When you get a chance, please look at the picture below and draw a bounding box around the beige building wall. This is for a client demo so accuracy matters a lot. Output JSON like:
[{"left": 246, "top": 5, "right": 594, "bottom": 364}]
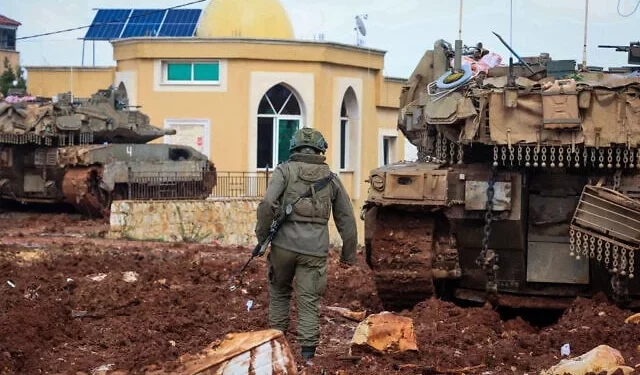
[
  {"left": 25, "top": 66, "right": 115, "bottom": 98},
  {"left": 0, "top": 50, "right": 19, "bottom": 74},
  {"left": 23, "top": 38, "right": 405, "bottom": 244}
]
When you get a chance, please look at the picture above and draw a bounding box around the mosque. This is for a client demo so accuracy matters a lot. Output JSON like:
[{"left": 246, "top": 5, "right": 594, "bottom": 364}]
[{"left": 25, "top": 0, "right": 407, "bottom": 240}]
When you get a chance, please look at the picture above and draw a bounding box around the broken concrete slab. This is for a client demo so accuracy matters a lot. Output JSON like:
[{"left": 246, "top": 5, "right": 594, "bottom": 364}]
[
  {"left": 326, "top": 306, "right": 367, "bottom": 322},
  {"left": 541, "top": 344, "right": 634, "bottom": 375},
  {"left": 624, "top": 312, "right": 640, "bottom": 324},
  {"left": 350, "top": 311, "right": 418, "bottom": 354},
  {"left": 148, "top": 329, "right": 298, "bottom": 375}
]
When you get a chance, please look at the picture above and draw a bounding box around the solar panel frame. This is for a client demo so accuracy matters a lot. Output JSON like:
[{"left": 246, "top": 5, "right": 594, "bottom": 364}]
[
  {"left": 121, "top": 9, "right": 167, "bottom": 38},
  {"left": 158, "top": 9, "right": 201, "bottom": 37},
  {"left": 84, "top": 9, "right": 131, "bottom": 40},
  {"left": 85, "top": 8, "right": 202, "bottom": 40}
]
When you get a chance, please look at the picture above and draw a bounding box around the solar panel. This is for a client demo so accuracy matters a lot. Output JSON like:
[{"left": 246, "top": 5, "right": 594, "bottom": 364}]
[
  {"left": 84, "top": 9, "right": 131, "bottom": 40},
  {"left": 158, "top": 9, "right": 202, "bottom": 37},
  {"left": 84, "top": 8, "right": 202, "bottom": 40},
  {"left": 121, "top": 9, "right": 167, "bottom": 38}
]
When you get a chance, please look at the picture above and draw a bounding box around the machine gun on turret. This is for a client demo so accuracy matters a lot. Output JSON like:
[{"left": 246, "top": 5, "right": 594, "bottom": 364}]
[{"left": 598, "top": 41, "right": 640, "bottom": 65}]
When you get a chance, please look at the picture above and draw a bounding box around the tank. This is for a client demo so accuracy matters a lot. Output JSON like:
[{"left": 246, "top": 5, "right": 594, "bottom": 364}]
[
  {"left": 362, "top": 39, "right": 640, "bottom": 311},
  {"left": 0, "top": 83, "right": 216, "bottom": 217}
]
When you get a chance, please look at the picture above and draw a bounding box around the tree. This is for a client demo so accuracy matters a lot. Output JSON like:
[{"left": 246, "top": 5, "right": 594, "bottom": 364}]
[{"left": 0, "top": 57, "right": 27, "bottom": 97}]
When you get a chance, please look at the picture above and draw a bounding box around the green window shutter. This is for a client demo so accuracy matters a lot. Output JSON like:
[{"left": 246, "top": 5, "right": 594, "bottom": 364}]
[
  {"left": 167, "top": 63, "right": 192, "bottom": 81},
  {"left": 194, "top": 62, "right": 219, "bottom": 81}
]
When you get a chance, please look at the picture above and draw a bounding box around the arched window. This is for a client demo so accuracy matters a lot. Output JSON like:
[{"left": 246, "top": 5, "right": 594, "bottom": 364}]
[
  {"left": 256, "top": 84, "right": 302, "bottom": 168},
  {"left": 340, "top": 87, "right": 358, "bottom": 170},
  {"left": 339, "top": 99, "right": 348, "bottom": 170}
]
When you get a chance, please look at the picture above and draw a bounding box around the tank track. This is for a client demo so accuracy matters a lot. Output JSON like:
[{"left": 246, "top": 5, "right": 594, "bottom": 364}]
[{"left": 370, "top": 208, "right": 435, "bottom": 311}]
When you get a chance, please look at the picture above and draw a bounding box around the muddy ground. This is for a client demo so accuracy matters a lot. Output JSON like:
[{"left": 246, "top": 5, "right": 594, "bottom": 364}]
[{"left": 1, "top": 210, "right": 640, "bottom": 375}]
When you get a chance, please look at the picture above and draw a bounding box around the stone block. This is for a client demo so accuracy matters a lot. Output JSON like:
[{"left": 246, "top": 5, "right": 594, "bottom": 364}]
[
  {"left": 107, "top": 198, "right": 351, "bottom": 247},
  {"left": 351, "top": 311, "right": 418, "bottom": 354},
  {"left": 541, "top": 345, "right": 634, "bottom": 375}
]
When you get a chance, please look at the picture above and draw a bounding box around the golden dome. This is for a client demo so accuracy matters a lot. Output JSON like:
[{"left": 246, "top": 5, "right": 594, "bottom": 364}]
[{"left": 196, "top": 0, "right": 294, "bottom": 39}]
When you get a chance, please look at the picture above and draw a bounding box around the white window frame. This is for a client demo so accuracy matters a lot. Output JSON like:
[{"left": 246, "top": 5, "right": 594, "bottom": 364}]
[
  {"left": 256, "top": 87, "right": 303, "bottom": 169},
  {"left": 378, "top": 129, "right": 398, "bottom": 167},
  {"left": 163, "top": 118, "right": 211, "bottom": 159},
  {"left": 161, "top": 60, "right": 221, "bottom": 85},
  {"left": 257, "top": 114, "right": 303, "bottom": 169}
]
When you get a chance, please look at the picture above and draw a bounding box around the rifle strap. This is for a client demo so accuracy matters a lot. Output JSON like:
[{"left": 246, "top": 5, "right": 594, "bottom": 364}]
[{"left": 300, "top": 172, "right": 336, "bottom": 199}]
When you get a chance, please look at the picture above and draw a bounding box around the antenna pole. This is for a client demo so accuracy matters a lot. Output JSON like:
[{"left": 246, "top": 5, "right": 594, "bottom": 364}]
[
  {"left": 70, "top": 66, "right": 74, "bottom": 103},
  {"left": 458, "top": 0, "right": 463, "bottom": 40},
  {"left": 454, "top": 0, "right": 463, "bottom": 70},
  {"left": 509, "top": 0, "right": 513, "bottom": 55},
  {"left": 582, "top": 0, "right": 589, "bottom": 69}
]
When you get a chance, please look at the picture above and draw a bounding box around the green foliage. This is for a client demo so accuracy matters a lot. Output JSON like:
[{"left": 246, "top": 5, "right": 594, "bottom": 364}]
[{"left": 1, "top": 57, "right": 27, "bottom": 96}]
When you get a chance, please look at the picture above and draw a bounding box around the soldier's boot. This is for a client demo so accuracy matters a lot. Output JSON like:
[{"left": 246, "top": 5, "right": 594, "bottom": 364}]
[{"left": 301, "top": 346, "right": 316, "bottom": 366}]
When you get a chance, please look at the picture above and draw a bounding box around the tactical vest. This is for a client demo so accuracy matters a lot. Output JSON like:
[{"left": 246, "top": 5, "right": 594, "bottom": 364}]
[{"left": 282, "top": 160, "right": 333, "bottom": 225}]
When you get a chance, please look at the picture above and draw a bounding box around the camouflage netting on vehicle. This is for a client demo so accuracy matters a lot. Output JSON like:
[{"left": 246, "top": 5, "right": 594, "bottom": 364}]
[
  {"left": 400, "top": 71, "right": 640, "bottom": 153},
  {"left": 0, "top": 101, "right": 56, "bottom": 135}
]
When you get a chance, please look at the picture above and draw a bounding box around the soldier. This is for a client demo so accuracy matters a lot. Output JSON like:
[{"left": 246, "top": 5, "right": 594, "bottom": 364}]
[{"left": 255, "top": 127, "right": 357, "bottom": 366}]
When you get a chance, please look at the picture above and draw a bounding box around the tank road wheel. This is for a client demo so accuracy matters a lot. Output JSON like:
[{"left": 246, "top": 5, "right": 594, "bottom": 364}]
[
  {"left": 370, "top": 208, "right": 435, "bottom": 311},
  {"left": 62, "top": 167, "right": 112, "bottom": 218}
]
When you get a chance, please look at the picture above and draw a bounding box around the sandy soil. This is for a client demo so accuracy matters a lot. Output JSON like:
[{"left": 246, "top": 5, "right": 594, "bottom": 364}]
[{"left": 1, "top": 211, "right": 639, "bottom": 375}]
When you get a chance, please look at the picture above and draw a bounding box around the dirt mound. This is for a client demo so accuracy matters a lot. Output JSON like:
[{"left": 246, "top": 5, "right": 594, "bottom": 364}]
[{"left": 1, "top": 212, "right": 640, "bottom": 375}]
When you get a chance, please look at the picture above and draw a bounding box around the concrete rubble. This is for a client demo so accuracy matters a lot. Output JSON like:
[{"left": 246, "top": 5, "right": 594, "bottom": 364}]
[
  {"left": 540, "top": 344, "right": 634, "bottom": 375},
  {"left": 326, "top": 306, "right": 367, "bottom": 322},
  {"left": 624, "top": 312, "right": 640, "bottom": 324},
  {"left": 350, "top": 311, "right": 418, "bottom": 354},
  {"left": 147, "top": 329, "right": 298, "bottom": 375}
]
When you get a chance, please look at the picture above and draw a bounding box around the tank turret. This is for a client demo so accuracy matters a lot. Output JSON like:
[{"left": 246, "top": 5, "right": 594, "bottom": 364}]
[{"left": 0, "top": 82, "right": 177, "bottom": 145}]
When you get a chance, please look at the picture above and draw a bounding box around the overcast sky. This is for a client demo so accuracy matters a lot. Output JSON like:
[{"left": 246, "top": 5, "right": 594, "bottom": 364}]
[{"left": 4, "top": 0, "right": 639, "bottom": 78}]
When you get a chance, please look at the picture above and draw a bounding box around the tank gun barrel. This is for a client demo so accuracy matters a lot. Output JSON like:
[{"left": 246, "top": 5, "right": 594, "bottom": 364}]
[{"left": 163, "top": 128, "right": 177, "bottom": 135}]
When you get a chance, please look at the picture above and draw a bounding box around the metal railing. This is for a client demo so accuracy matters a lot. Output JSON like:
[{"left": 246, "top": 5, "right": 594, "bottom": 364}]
[
  {"left": 211, "top": 170, "right": 271, "bottom": 198},
  {"left": 125, "top": 169, "right": 216, "bottom": 200}
]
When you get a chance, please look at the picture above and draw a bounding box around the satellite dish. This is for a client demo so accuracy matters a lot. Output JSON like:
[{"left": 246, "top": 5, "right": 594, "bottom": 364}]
[{"left": 355, "top": 15, "right": 367, "bottom": 37}]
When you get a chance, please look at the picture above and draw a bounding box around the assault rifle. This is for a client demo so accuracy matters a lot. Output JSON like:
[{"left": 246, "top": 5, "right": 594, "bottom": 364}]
[{"left": 229, "top": 173, "right": 336, "bottom": 291}]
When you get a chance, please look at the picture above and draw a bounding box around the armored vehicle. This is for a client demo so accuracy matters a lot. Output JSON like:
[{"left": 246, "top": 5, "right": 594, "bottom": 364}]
[
  {"left": 362, "top": 39, "right": 640, "bottom": 311},
  {"left": 0, "top": 83, "right": 216, "bottom": 217}
]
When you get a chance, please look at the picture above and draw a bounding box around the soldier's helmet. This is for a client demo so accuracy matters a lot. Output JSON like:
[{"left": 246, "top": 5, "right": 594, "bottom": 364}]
[{"left": 289, "top": 127, "right": 328, "bottom": 153}]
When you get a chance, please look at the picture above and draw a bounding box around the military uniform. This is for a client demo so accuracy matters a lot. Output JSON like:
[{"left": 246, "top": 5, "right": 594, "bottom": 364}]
[{"left": 255, "top": 128, "right": 357, "bottom": 362}]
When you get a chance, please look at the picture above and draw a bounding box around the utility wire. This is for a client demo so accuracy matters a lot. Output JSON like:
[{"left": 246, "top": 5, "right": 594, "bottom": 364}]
[
  {"left": 617, "top": 0, "right": 640, "bottom": 17},
  {"left": 16, "top": 0, "right": 207, "bottom": 41}
]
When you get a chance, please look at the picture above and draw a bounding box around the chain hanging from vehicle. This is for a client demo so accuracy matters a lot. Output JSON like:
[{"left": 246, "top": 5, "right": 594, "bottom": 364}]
[
  {"left": 475, "top": 166, "right": 499, "bottom": 299},
  {"left": 435, "top": 131, "right": 443, "bottom": 161},
  {"left": 569, "top": 169, "right": 636, "bottom": 280},
  {"left": 456, "top": 142, "right": 464, "bottom": 164},
  {"left": 490, "top": 144, "right": 640, "bottom": 170}
]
